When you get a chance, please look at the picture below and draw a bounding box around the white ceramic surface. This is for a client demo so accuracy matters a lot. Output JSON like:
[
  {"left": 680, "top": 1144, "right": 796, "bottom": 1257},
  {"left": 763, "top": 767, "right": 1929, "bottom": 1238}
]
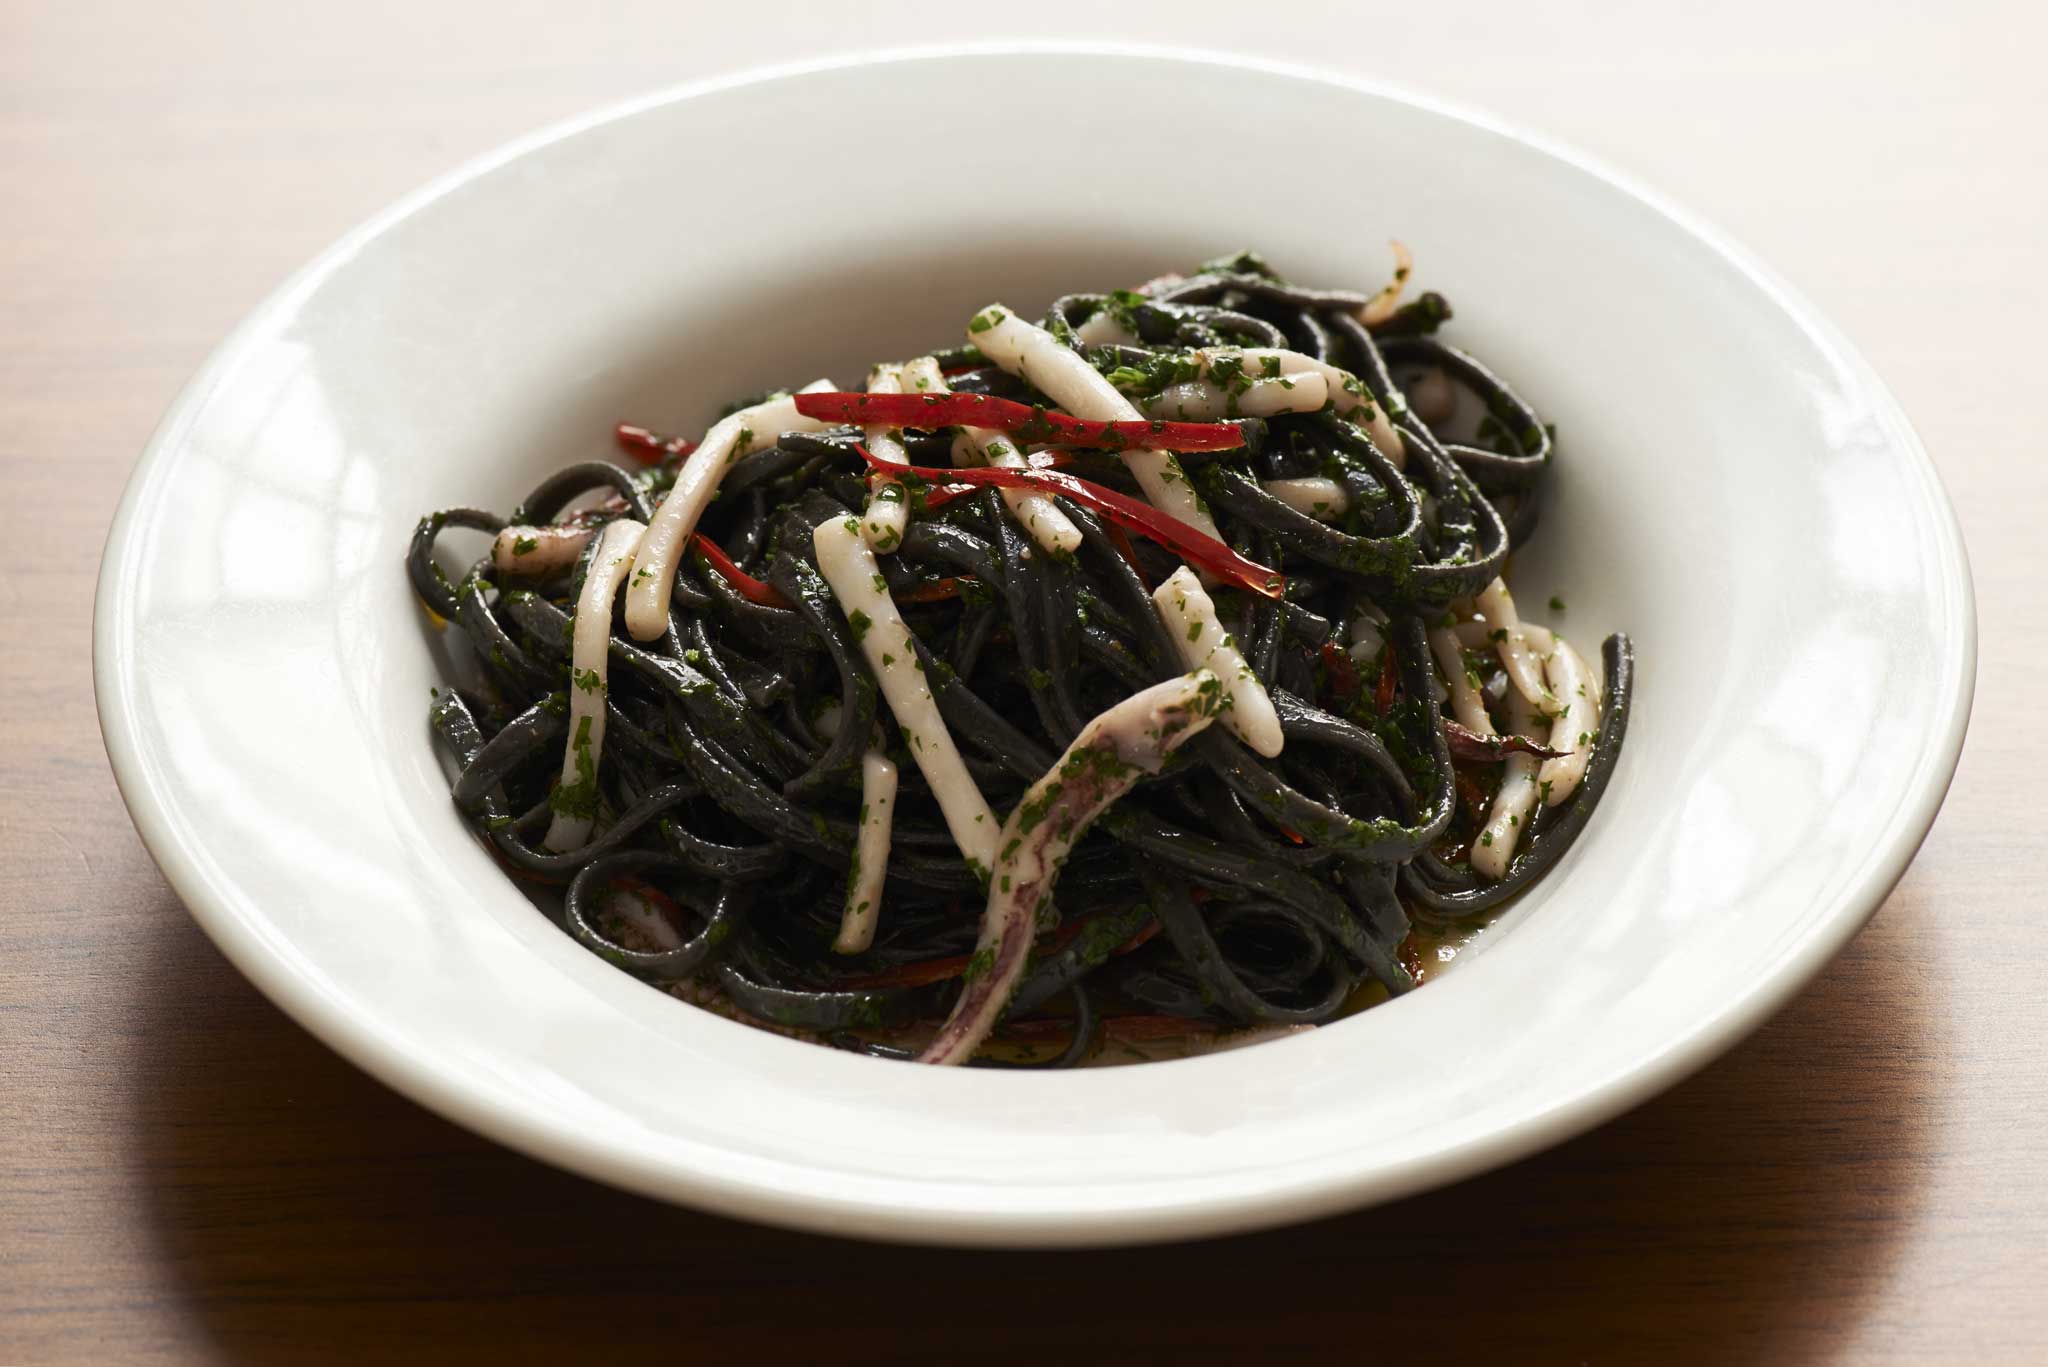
[{"left": 94, "top": 46, "right": 1973, "bottom": 1246}]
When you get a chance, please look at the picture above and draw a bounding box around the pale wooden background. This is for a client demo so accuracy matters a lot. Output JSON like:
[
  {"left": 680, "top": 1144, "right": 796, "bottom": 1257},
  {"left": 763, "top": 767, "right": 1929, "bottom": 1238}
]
[{"left": 4, "top": 2, "right": 2042, "bottom": 1362}]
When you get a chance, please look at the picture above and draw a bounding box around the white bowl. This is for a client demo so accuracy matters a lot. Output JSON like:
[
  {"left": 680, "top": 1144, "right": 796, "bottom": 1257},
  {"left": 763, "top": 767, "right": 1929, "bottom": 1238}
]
[{"left": 94, "top": 46, "right": 1974, "bottom": 1246}]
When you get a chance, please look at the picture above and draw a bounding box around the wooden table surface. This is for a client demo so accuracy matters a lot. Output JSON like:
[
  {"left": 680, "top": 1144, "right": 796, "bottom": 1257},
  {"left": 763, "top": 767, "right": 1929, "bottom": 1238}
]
[{"left": 5, "top": 3, "right": 2042, "bottom": 1362}]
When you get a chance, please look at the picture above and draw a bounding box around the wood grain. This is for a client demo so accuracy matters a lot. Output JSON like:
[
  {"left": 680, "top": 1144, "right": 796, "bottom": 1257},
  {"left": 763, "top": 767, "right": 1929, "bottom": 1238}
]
[{"left": 4, "top": 2, "right": 2042, "bottom": 1362}]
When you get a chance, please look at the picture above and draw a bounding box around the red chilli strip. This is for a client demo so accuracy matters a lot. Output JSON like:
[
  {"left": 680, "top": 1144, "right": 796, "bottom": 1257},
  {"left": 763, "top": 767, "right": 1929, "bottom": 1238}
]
[
  {"left": 881, "top": 907, "right": 1151, "bottom": 996},
  {"left": 690, "top": 534, "right": 791, "bottom": 609},
  {"left": 1442, "top": 720, "right": 1566, "bottom": 763},
  {"left": 1039, "top": 903, "right": 1138, "bottom": 957},
  {"left": 1319, "top": 641, "right": 1361, "bottom": 706},
  {"left": 842, "top": 954, "right": 974, "bottom": 991},
  {"left": 870, "top": 906, "right": 1130, "bottom": 995},
  {"left": 1104, "top": 522, "right": 1149, "bottom": 589},
  {"left": 897, "top": 576, "right": 970, "bottom": 604},
  {"left": 1374, "top": 646, "right": 1399, "bottom": 715},
  {"left": 615, "top": 423, "right": 696, "bottom": 465},
  {"left": 794, "top": 391, "right": 1247, "bottom": 453},
  {"left": 920, "top": 483, "right": 982, "bottom": 510},
  {"left": 1054, "top": 905, "right": 1162, "bottom": 959},
  {"left": 1114, "top": 917, "right": 1163, "bottom": 956},
  {"left": 853, "top": 447, "right": 1285, "bottom": 599}
]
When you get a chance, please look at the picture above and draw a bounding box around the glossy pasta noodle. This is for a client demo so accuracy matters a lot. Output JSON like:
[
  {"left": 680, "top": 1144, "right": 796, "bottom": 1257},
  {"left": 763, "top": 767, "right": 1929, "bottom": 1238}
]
[{"left": 406, "top": 250, "right": 1634, "bottom": 1067}]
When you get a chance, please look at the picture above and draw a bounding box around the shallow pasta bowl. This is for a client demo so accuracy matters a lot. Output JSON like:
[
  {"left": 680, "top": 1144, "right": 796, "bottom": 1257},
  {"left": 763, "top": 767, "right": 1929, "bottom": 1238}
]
[{"left": 93, "top": 46, "right": 1974, "bottom": 1246}]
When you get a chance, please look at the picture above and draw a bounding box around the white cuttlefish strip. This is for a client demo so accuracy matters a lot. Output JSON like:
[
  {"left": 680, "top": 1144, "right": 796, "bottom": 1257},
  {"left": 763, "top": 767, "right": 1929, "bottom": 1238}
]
[
  {"left": 1072, "top": 310, "right": 1139, "bottom": 346},
  {"left": 1428, "top": 624, "right": 1494, "bottom": 736},
  {"left": 624, "top": 379, "right": 837, "bottom": 640},
  {"left": 860, "top": 364, "right": 911, "bottom": 553},
  {"left": 1450, "top": 620, "right": 1494, "bottom": 649},
  {"left": 1259, "top": 477, "right": 1349, "bottom": 521},
  {"left": 1347, "top": 608, "right": 1388, "bottom": 668},
  {"left": 1475, "top": 577, "right": 1555, "bottom": 709},
  {"left": 946, "top": 433, "right": 1088, "bottom": 556},
  {"left": 920, "top": 668, "right": 1225, "bottom": 1065},
  {"left": 1151, "top": 566, "right": 1284, "bottom": 757},
  {"left": 1358, "top": 239, "right": 1414, "bottom": 327},
  {"left": 612, "top": 887, "right": 684, "bottom": 952},
  {"left": 543, "top": 517, "right": 646, "bottom": 852},
  {"left": 833, "top": 750, "right": 898, "bottom": 954},
  {"left": 1409, "top": 366, "right": 1457, "bottom": 425},
  {"left": 1137, "top": 370, "right": 1329, "bottom": 420},
  {"left": 898, "top": 354, "right": 1081, "bottom": 556},
  {"left": 1528, "top": 627, "right": 1598, "bottom": 804},
  {"left": 896, "top": 356, "right": 945, "bottom": 395},
  {"left": 491, "top": 523, "right": 593, "bottom": 577},
  {"left": 966, "top": 304, "right": 1223, "bottom": 544},
  {"left": 1489, "top": 623, "right": 1601, "bottom": 805},
  {"left": 1216, "top": 348, "right": 1406, "bottom": 467},
  {"left": 1472, "top": 685, "right": 1543, "bottom": 879},
  {"left": 811, "top": 514, "right": 999, "bottom": 875}
]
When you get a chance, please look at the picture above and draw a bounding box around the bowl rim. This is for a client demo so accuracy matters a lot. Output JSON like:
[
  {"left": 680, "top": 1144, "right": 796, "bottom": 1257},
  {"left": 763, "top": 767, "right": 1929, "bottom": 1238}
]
[{"left": 94, "top": 41, "right": 1976, "bottom": 1246}]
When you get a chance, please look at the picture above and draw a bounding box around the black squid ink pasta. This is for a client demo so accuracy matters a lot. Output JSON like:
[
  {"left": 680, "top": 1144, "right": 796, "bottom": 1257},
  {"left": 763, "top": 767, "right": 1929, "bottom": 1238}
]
[{"left": 407, "top": 249, "right": 1633, "bottom": 1067}]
